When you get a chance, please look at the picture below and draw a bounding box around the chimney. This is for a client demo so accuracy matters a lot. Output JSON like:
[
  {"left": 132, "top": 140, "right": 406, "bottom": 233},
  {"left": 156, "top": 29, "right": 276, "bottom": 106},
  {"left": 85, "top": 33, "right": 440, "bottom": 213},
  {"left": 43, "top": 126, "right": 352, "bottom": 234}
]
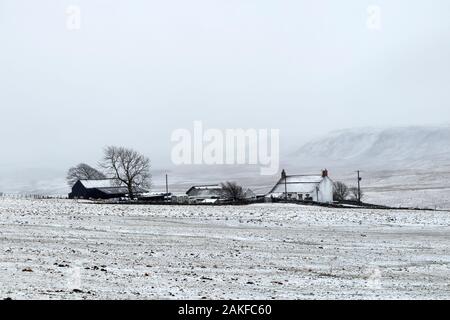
[
  {"left": 322, "top": 169, "right": 328, "bottom": 177},
  {"left": 281, "top": 169, "right": 286, "bottom": 179}
]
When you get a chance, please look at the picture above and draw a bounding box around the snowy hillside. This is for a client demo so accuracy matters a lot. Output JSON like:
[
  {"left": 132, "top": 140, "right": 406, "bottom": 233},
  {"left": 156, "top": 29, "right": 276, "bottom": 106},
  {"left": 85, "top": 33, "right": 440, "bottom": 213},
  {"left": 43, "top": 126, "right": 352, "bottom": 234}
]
[{"left": 291, "top": 126, "right": 450, "bottom": 170}]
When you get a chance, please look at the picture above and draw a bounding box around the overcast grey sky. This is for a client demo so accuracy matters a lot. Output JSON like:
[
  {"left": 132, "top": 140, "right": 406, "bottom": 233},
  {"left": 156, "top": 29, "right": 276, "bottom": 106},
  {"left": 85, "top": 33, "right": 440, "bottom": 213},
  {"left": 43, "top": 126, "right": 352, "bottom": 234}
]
[{"left": 1, "top": 0, "right": 449, "bottom": 171}]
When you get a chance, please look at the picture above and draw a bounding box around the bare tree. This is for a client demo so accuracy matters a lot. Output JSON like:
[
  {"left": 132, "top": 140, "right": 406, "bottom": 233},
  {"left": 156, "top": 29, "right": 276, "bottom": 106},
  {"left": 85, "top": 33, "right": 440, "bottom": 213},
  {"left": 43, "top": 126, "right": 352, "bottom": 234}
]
[
  {"left": 66, "top": 163, "right": 106, "bottom": 187},
  {"left": 333, "top": 181, "right": 349, "bottom": 201},
  {"left": 349, "top": 187, "right": 364, "bottom": 202},
  {"left": 220, "top": 181, "right": 245, "bottom": 202},
  {"left": 100, "top": 146, "right": 151, "bottom": 199}
]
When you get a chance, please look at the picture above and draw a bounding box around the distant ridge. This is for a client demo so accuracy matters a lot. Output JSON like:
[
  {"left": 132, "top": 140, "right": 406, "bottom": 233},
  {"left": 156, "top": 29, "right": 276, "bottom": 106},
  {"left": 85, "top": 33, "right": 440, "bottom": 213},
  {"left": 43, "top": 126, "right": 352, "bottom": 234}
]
[{"left": 290, "top": 125, "right": 450, "bottom": 170}]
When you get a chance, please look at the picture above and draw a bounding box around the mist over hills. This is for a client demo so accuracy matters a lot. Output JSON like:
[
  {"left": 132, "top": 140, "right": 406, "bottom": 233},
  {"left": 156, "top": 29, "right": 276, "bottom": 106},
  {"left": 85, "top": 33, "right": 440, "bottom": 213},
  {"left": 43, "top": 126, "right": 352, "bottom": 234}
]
[{"left": 290, "top": 125, "right": 450, "bottom": 170}]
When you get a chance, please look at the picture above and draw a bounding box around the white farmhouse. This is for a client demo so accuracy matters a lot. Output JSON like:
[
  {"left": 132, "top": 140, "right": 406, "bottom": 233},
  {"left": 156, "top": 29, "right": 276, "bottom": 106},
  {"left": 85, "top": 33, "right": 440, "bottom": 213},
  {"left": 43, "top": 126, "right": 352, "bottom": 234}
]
[{"left": 267, "top": 169, "right": 334, "bottom": 203}]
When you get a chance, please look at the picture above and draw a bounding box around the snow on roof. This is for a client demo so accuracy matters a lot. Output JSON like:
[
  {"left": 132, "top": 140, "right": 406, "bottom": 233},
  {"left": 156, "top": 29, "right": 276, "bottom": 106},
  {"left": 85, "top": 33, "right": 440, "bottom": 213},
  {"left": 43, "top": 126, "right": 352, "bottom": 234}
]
[
  {"left": 270, "top": 182, "right": 319, "bottom": 194},
  {"left": 269, "top": 175, "right": 324, "bottom": 194},
  {"left": 190, "top": 185, "right": 222, "bottom": 190},
  {"left": 186, "top": 184, "right": 222, "bottom": 196},
  {"left": 284, "top": 175, "right": 324, "bottom": 184},
  {"left": 140, "top": 192, "right": 168, "bottom": 197},
  {"left": 79, "top": 179, "right": 118, "bottom": 188},
  {"left": 186, "top": 184, "right": 223, "bottom": 198}
]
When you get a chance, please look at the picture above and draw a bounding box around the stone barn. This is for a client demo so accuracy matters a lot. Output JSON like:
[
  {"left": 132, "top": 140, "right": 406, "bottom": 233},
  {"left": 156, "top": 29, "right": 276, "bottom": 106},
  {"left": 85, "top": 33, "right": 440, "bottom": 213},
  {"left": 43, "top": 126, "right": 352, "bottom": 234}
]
[{"left": 185, "top": 185, "right": 224, "bottom": 203}]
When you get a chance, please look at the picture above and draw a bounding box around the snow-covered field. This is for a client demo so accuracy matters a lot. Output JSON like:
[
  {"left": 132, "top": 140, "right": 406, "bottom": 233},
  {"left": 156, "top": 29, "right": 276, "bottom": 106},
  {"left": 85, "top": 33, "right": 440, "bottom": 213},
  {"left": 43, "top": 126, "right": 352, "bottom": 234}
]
[{"left": 0, "top": 198, "right": 449, "bottom": 300}]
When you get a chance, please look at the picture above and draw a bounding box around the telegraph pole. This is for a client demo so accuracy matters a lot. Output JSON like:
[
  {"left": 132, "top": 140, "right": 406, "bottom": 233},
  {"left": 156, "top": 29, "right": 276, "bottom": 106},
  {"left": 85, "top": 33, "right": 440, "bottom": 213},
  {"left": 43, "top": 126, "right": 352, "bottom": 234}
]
[
  {"left": 357, "top": 170, "right": 362, "bottom": 203},
  {"left": 165, "top": 173, "right": 169, "bottom": 195}
]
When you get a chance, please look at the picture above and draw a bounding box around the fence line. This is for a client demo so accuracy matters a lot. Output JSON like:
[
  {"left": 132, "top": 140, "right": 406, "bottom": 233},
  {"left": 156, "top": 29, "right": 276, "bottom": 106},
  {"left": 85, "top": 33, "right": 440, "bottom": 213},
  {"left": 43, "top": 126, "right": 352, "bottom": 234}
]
[{"left": 0, "top": 193, "right": 66, "bottom": 200}]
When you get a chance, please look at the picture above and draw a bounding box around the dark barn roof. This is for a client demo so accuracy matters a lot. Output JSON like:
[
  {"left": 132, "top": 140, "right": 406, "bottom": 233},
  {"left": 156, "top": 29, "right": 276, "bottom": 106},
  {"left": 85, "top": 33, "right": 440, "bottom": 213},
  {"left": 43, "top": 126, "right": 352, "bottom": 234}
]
[{"left": 68, "top": 179, "right": 147, "bottom": 199}]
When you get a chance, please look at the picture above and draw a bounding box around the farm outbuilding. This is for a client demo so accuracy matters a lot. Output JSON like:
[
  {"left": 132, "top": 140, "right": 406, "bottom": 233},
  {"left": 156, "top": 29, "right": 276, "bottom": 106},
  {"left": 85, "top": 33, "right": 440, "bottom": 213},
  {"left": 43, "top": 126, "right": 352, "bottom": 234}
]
[
  {"left": 266, "top": 169, "right": 334, "bottom": 203},
  {"left": 186, "top": 184, "right": 224, "bottom": 203},
  {"left": 185, "top": 184, "right": 257, "bottom": 203},
  {"left": 68, "top": 179, "right": 147, "bottom": 200}
]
